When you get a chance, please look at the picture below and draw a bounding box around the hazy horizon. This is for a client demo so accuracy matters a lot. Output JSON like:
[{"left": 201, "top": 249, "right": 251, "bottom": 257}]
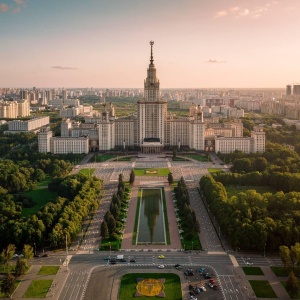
[{"left": 1, "top": 0, "right": 299, "bottom": 89}]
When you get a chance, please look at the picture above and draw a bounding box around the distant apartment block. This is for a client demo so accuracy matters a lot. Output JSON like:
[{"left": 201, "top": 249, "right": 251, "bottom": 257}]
[
  {"left": 6, "top": 116, "right": 49, "bottom": 134},
  {"left": 0, "top": 99, "right": 30, "bottom": 118}
]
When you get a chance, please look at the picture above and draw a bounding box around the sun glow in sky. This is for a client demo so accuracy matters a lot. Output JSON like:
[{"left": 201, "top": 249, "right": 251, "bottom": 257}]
[{"left": 0, "top": 0, "right": 299, "bottom": 88}]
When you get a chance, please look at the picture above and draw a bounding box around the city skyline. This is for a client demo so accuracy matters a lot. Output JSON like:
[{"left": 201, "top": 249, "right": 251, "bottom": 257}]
[{"left": 1, "top": 0, "right": 299, "bottom": 88}]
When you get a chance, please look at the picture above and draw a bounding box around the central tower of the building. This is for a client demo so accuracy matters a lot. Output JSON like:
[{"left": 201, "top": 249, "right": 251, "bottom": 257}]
[{"left": 137, "top": 41, "right": 167, "bottom": 153}]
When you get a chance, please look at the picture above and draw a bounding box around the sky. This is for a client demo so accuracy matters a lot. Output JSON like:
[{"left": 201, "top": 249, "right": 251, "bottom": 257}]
[{"left": 0, "top": 0, "right": 299, "bottom": 88}]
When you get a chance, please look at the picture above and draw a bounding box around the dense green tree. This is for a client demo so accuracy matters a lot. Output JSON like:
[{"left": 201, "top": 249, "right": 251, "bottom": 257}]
[
  {"left": 23, "top": 245, "right": 34, "bottom": 260},
  {"left": 0, "top": 273, "right": 15, "bottom": 298},
  {"left": 101, "top": 221, "right": 109, "bottom": 239},
  {"left": 279, "top": 246, "right": 292, "bottom": 269},
  {"left": 167, "top": 172, "right": 174, "bottom": 185},
  {"left": 129, "top": 170, "right": 135, "bottom": 185},
  {"left": 286, "top": 272, "right": 299, "bottom": 298},
  {"left": 15, "top": 257, "right": 27, "bottom": 276},
  {"left": 107, "top": 215, "right": 116, "bottom": 235}
]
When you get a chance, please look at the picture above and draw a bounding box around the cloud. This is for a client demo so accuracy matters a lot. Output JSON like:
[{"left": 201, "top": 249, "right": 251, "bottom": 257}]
[
  {"left": 12, "top": 6, "right": 20, "bottom": 13},
  {"left": 214, "top": 2, "right": 278, "bottom": 19},
  {"left": 207, "top": 59, "right": 226, "bottom": 63},
  {"left": 0, "top": 3, "right": 9, "bottom": 12},
  {"left": 51, "top": 66, "right": 79, "bottom": 70}
]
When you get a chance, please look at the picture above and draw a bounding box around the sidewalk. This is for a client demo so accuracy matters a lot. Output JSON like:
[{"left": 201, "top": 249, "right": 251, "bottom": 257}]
[
  {"left": 234, "top": 265, "right": 290, "bottom": 300},
  {"left": 12, "top": 258, "right": 71, "bottom": 300}
]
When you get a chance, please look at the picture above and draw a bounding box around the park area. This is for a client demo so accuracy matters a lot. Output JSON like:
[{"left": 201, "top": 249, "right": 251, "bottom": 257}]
[
  {"left": 22, "top": 177, "right": 57, "bottom": 217},
  {"left": 225, "top": 185, "right": 277, "bottom": 199},
  {"left": 119, "top": 273, "right": 182, "bottom": 300}
]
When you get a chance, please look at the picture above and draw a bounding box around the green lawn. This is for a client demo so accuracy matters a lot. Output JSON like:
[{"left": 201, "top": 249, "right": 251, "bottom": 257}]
[
  {"left": 23, "top": 279, "right": 53, "bottom": 298},
  {"left": 208, "top": 168, "right": 224, "bottom": 174},
  {"left": 119, "top": 273, "right": 182, "bottom": 300},
  {"left": 226, "top": 185, "right": 277, "bottom": 199},
  {"left": 134, "top": 168, "right": 170, "bottom": 176},
  {"left": 22, "top": 188, "right": 57, "bottom": 217},
  {"left": 249, "top": 280, "right": 277, "bottom": 298},
  {"left": 36, "top": 176, "right": 52, "bottom": 187},
  {"left": 243, "top": 267, "right": 264, "bottom": 275},
  {"left": 38, "top": 266, "right": 59, "bottom": 276},
  {"left": 281, "top": 281, "right": 300, "bottom": 299},
  {"left": 95, "top": 154, "right": 116, "bottom": 162},
  {"left": 161, "top": 189, "right": 171, "bottom": 245},
  {"left": 78, "top": 168, "right": 95, "bottom": 176},
  {"left": 186, "top": 154, "right": 209, "bottom": 162},
  {"left": 113, "top": 157, "right": 132, "bottom": 161}
]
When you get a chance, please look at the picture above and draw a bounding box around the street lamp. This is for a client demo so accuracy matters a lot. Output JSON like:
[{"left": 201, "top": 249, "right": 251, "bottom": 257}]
[
  {"left": 236, "top": 247, "right": 240, "bottom": 255},
  {"left": 109, "top": 242, "right": 111, "bottom": 256},
  {"left": 34, "top": 243, "right": 36, "bottom": 256},
  {"left": 263, "top": 243, "right": 266, "bottom": 257}
]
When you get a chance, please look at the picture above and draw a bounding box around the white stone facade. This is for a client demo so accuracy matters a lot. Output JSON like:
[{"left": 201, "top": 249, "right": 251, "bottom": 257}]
[{"left": 38, "top": 42, "right": 265, "bottom": 155}]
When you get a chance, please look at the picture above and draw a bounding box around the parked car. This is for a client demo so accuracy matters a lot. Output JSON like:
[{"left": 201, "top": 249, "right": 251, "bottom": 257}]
[
  {"left": 130, "top": 258, "right": 136, "bottom": 262},
  {"left": 198, "top": 267, "right": 205, "bottom": 274},
  {"left": 208, "top": 282, "right": 214, "bottom": 288},
  {"left": 184, "top": 269, "right": 194, "bottom": 276},
  {"left": 174, "top": 264, "right": 182, "bottom": 269},
  {"left": 213, "top": 285, "right": 218, "bottom": 290},
  {"left": 158, "top": 264, "right": 165, "bottom": 269},
  {"left": 121, "top": 258, "right": 127, "bottom": 262},
  {"left": 200, "top": 286, "right": 206, "bottom": 292},
  {"left": 209, "top": 279, "right": 215, "bottom": 284}
]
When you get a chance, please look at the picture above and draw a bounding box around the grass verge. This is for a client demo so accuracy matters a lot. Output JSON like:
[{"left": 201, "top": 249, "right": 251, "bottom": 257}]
[
  {"left": 38, "top": 266, "right": 59, "bottom": 276},
  {"left": 242, "top": 267, "right": 264, "bottom": 275},
  {"left": 132, "top": 189, "right": 142, "bottom": 245},
  {"left": 134, "top": 168, "right": 170, "bottom": 176},
  {"left": 161, "top": 188, "right": 170, "bottom": 245},
  {"left": 23, "top": 279, "right": 52, "bottom": 298},
  {"left": 208, "top": 168, "right": 224, "bottom": 174},
  {"left": 78, "top": 168, "right": 95, "bottom": 176},
  {"left": 249, "top": 280, "right": 277, "bottom": 298},
  {"left": 186, "top": 154, "right": 209, "bottom": 162},
  {"left": 119, "top": 273, "right": 182, "bottom": 300},
  {"left": 95, "top": 154, "right": 116, "bottom": 162}
]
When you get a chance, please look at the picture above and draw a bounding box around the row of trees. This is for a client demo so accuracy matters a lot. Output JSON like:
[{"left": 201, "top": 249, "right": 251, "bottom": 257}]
[
  {"left": 0, "top": 173, "right": 102, "bottom": 250},
  {"left": 0, "top": 244, "right": 34, "bottom": 298},
  {"left": 200, "top": 175, "right": 300, "bottom": 251},
  {"left": 174, "top": 177, "right": 200, "bottom": 235},
  {"left": 101, "top": 174, "right": 129, "bottom": 245},
  {"left": 213, "top": 171, "right": 300, "bottom": 193}
]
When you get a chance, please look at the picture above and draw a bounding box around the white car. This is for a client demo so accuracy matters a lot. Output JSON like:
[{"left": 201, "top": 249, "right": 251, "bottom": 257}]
[
  {"left": 158, "top": 264, "right": 165, "bottom": 269},
  {"left": 246, "top": 262, "right": 253, "bottom": 265},
  {"left": 200, "top": 286, "right": 206, "bottom": 292}
]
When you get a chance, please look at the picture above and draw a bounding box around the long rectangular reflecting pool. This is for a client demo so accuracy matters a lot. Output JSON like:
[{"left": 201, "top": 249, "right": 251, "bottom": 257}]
[{"left": 137, "top": 188, "right": 166, "bottom": 244}]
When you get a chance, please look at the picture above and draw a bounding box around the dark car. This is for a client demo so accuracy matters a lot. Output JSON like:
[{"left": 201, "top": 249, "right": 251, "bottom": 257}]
[
  {"left": 204, "top": 274, "right": 212, "bottom": 279},
  {"left": 213, "top": 285, "right": 218, "bottom": 290},
  {"left": 110, "top": 260, "right": 116, "bottom": 264},
  {"left": 42, "top": 254, "right": 49, "bottom": 257},
  {"left": 174, "top": 264, "right": 182, "bottom": 270},
  {"left": 121, "top": 258, "right": 127, "bottom": 262},
  {"left": 130, "top": 258, "right": 136, "bottom": 262}
]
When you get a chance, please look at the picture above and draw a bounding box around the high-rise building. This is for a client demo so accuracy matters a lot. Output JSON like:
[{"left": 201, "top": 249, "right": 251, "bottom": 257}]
[
  {"left": 286, "top": 85, "right": 292, "bottom": 96},
  {"left": 293, "top": 84, "right": 300, "bottom": 96},
  {"left": 39, "top": 41, "right": 265, "bottom": 155}
]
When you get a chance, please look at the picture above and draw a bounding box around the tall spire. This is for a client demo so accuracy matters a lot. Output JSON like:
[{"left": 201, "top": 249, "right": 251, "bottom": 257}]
[{"left": 150, "top": 40, "right": 154, "bottom": 64}]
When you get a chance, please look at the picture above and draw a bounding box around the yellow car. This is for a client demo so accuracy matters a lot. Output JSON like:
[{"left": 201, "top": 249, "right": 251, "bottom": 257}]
[{"left": 158, "top": 255, "right": 165, "bottom": 259}]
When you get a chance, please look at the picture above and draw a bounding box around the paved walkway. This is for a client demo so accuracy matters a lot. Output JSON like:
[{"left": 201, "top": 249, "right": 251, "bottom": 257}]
[
  {"left": 234, "top": 265, "right": 290, "bottom": 300},
  {"left": 11, "top": 258, "right": 71, "bottom": 300}
]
